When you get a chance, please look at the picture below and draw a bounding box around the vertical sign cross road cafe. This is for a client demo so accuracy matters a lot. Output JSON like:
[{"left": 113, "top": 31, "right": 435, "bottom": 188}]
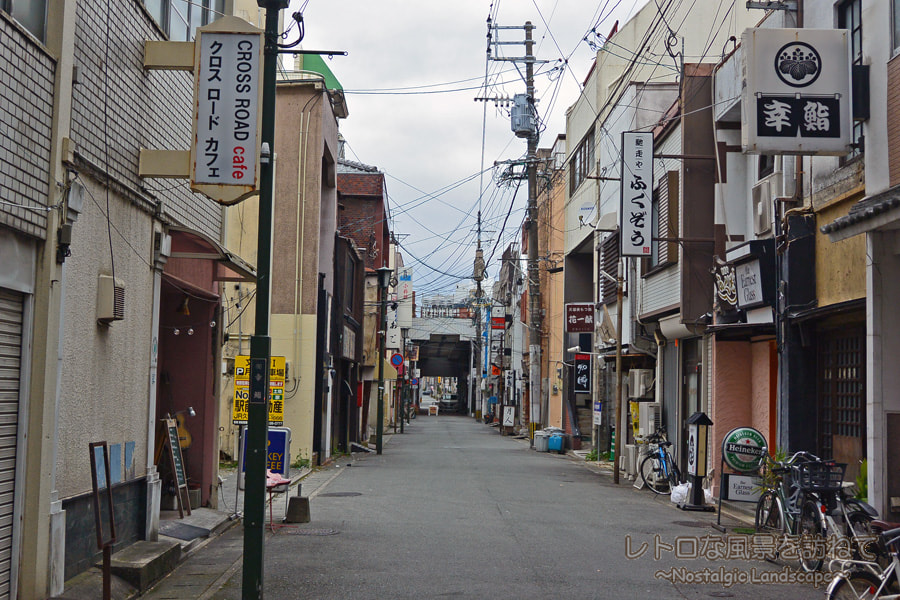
[
  {"left": 139, "top": 16, "right": 262, "bottom": 206},
  {"left": 191, "top": 18, "right": 263, "bottom": 205},
  {"left": 233, "top": 355, "right": 285, "bottom": 426}
]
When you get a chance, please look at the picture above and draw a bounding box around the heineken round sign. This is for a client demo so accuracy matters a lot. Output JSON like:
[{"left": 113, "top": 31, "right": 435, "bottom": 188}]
[{"left": 721, "top": 427, "right": 767, "bottom": 473}]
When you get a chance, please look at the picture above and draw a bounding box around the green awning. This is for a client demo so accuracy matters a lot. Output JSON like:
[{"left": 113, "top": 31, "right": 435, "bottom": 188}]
[{"left": 297, "top": 54, "right": 343, "bottom": 91}]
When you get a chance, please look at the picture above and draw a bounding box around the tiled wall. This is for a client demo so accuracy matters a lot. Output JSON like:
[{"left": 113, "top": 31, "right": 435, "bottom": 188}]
[
  {"left": 0, "top": 14, "right": 54, "bottom": 239},
  {"left": 70, "top": 0, "right": 222, "bottom": 239}
]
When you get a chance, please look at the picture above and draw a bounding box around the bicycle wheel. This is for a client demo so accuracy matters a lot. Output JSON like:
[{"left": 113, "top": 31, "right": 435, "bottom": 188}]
[
  {"left": 827, "top": 570, "right": 882, "bottom": 600},
  {"left": 640, "top": 454, "right": 670, "bottom": 495},
  {"left": 667, "top": 457, "right": 682, "bottom": 488},
  {"left": 755, "top": 490, "right": 786, "bottom": 535},
  {"left": 798, "top": 499, "right": 825, "bottom": 572}
]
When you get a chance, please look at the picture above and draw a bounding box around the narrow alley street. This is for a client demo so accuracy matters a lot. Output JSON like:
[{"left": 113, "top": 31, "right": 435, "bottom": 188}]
[{"left": 143, "top": 416, "right": 827, "bottom": 599}]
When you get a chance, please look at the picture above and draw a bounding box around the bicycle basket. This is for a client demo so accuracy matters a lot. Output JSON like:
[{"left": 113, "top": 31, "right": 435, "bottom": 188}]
[{"left": 792, "top": 461, "right": 846, "bottom": 492}]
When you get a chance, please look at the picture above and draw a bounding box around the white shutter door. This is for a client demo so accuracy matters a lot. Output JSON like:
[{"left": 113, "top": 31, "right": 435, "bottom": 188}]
[{"left": 0, "top": 289, "right": 23, "bottom": 600}]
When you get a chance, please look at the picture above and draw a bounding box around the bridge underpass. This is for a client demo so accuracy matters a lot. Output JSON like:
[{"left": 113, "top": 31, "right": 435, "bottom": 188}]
[{"left": 409, "top": 317, "right": 476, "bottom": 413}]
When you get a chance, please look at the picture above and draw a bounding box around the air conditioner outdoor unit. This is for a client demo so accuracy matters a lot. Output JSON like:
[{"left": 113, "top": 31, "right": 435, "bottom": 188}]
[
  {"left": 623, "top": 444, "right": 638, "bottom": 479},
  {"left": 628, "top": 369, "right": 653, "bottom": 399},
  {"left": 97, "top": 275, "right": 125, "bottom": 322},
  {"left": 751, "top": 172, "right": 781, "bottom": 236},
  {"left": 638, "top": 402, "right": 662, "bottom": 437}
]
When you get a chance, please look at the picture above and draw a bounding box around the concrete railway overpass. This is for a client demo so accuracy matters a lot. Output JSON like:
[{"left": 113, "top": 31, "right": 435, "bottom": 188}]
[{"left": 409, "top": 316, "right": 476, "bottom": 413}]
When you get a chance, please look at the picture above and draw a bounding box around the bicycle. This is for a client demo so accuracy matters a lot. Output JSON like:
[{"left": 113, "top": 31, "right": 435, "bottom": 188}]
[
  {"left": 755, "top": 449, "right": 877, "bottom": 572},
  {"left": 755, "top": 449, "right": 829, "bottom": 571},
  {"left": 798, "top": 460, "right": 879, "bottom": 572},
  {"left": 638, "top": 426, "right": 681, "bottom": 495},
  {"left": 827, "top": 522, "right": 900, "bottom": 599}
]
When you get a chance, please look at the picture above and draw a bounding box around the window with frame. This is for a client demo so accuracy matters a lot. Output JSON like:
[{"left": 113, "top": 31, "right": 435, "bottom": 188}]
[
  {"left": 647, "top": 171, "right": 679, "bottom": 270},
  {"left": 817, "top": 324, "right": 866, "bottom": 463},
  {"left": 344, "top": 252, "right": 357, "bottom": 313},
  {"left": 839, "top": 0, "right": 863, "bottom": 160},
  {"left": 2, "top": 0, "right": 46, "bottom": 41},
  {"left": 894, "top": 0, "right": 900, "bottom": 53},
  {"left": 569, "top": 129, "right": 595, "bottom": 195},
  {"left": 758, "top": 155, "right": 776, "bottom": 180},
  {"left": 600, "top": 231, "right": 619, "bottom": 304},
  {"left": 145, "top": 0, "right": 224, "bottom": 41}
]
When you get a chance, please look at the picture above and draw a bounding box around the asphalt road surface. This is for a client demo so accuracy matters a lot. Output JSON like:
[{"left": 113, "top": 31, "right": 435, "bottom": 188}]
[{"left": 201, "top": 416, "right": 827, "bottom": 599}]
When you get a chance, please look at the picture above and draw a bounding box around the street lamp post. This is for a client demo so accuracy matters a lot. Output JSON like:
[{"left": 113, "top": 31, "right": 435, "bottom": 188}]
[
  {"left": 376, "top": 266, "right": 392, "bottom": 455},
  {"left": 242, "top": 2, "right": 285, "bottom": 598}
]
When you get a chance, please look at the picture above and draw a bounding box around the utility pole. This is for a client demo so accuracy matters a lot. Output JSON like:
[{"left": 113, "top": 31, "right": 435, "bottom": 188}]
[
  {"left": 242, "top": 2, "right": 285, "bottom": 598},
  {"left": 473, "top": 214, "right": 485, "bottom": 419},
  {"left": 612, "top": 263, "right": 624, "bottom": 486},
  {"left": 376, "top": 266, "right": 391, "bottom": 454},
  {"left": 400, "top": 328, "right": 406, "bottom": 433},
  {"left": 524, "top": 22, "right": 542, "bottom": 437},
  {"left": 486, "top": 21, "right": 544, "bottom": 435}
]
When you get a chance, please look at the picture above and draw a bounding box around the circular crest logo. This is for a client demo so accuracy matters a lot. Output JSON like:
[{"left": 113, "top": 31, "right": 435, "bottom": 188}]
[
  {"left": 774, "top": 42, "right": 821, "bottom": 88},
  {"left": 721, "top": 427, "right": 767, "bottom": 473}
]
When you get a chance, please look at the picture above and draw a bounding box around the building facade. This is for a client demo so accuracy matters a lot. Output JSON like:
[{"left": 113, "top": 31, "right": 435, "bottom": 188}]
[{"left": 1, "top": 0, "right": 260, "bottom": 595}]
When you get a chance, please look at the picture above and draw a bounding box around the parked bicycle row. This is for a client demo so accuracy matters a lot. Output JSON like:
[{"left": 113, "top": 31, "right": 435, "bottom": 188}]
[{"left": 625, "top": 425, "right": 900, "bottom": 598}]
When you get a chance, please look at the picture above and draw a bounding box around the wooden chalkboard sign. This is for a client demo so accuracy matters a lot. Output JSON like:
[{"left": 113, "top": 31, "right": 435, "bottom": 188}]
[{"left": 155, "top": 418, "right": 191, "bottom": 517}]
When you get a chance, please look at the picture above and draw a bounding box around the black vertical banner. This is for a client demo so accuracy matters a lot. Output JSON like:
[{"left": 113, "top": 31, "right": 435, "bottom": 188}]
[{"left": 574, "top": 353, "right": 591, "bottom": 393}]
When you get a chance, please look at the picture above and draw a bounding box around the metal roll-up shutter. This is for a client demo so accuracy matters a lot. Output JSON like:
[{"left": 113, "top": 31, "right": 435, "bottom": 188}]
[{"left": 0, "top": 289, "right": 23, "bottom": 599}]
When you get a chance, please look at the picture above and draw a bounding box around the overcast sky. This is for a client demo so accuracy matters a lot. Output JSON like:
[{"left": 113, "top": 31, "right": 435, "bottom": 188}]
[{"left": 289, "top": 0, "right": 650, "bottom": 299}]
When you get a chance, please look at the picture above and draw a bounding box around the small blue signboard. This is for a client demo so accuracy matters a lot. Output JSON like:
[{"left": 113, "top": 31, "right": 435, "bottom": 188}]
[
  {"left": 390, "top": 353, "right": 403, "bottom": 367},
  {"left": 411, "top": 377, "right": 419, "bottom": 386},
  {"left": 241, "top": 427, "right": 290, "bottom": 477}
]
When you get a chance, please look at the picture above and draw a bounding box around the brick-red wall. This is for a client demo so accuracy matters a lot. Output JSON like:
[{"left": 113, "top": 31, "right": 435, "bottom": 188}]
[
  {"left": 337, "top": 172, "right": 389, "bottom": 271},
  {"left": 889, "top": 55, "right": 900, "bottom": 187},
  {"left": 338, "top": 173, "right": 383, "bottom": 196},
  {"left": 338, "top": 196, "right": 383, "bottom": 270}
]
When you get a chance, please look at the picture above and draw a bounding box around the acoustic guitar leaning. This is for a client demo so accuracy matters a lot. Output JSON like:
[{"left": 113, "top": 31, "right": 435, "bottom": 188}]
[
  {"left": 161, "top": 371, "right": 193, "bottom": 450},
  {"left": 175, "top": 412, "right": 192, "bottom": 450}
]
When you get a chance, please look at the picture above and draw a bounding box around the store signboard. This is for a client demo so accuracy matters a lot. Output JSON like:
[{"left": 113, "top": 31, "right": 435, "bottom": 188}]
[
  {"left": 620, "top": 132, "right": 653, "bottom": 256},
  {"left": 232, "top": 355, "right": 285, "bottom": 425},
  {"left": 574, "top": 353, "right": 591, "bottom": 394},
  {"left": 191, "top": 19, "right": 264, "bottom": 204},
  {"left": 565, "top": 303, "right": 594, "bottom": 333},
  {"left": 742, "top": 28, "right": 851, "bottom": 155}
]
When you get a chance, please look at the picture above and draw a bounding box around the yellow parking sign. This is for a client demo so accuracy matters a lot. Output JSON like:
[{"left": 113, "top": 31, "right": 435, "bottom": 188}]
[{"left": 232, "top": 355, "right": 285, "bottom": 425}]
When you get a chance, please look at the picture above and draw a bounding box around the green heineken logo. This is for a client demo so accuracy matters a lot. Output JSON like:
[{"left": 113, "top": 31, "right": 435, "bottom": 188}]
[{"left": 721, "top": 427, "right": 767, "bottom": 473}]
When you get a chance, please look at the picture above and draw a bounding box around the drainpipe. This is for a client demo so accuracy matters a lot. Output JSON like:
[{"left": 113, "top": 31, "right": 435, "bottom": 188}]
[
  {"left": 49, "top": 181, "right": 84, "bottom": 593},
  {"left": 144, "top": 229, "right": 168, "bottom": 542}
]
